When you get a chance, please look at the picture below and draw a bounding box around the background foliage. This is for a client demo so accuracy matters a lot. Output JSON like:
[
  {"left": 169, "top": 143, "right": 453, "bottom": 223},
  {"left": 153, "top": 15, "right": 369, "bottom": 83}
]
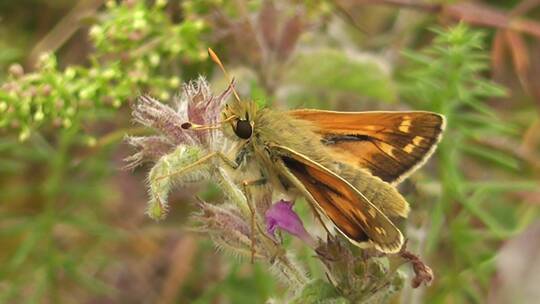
[{"left": 1, "top": 0, "right": 539, "bottom": 303}]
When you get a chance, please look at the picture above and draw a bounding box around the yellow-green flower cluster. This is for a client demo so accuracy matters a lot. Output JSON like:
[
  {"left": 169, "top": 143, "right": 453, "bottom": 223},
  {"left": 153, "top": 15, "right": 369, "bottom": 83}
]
[{"left": 0, "top": 0, "right": 207, "bottom": 141}]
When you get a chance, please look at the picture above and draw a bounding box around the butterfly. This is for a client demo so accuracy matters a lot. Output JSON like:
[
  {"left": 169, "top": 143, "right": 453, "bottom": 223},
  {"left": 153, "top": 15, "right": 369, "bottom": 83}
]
[{"left": 182, "top": 49, "right": 445, "bottom": 253}]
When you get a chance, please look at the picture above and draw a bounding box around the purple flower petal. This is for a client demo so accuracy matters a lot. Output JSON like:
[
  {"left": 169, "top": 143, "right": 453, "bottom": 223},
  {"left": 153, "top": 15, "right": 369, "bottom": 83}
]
[
  {"left": 265, "top": 199, "right": 315, "bottom": 247},
  {"left": 181, "top": 76, "right": 233, "bottom": 126},
  {"left": 185, "top": 78, "right": 211, "bottom": 125}
]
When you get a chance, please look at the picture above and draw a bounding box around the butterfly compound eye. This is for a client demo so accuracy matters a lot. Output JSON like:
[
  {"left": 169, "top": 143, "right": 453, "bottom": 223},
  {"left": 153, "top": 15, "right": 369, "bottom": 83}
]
[{"left": 234, "top": 120, "right": 252, "bottom": 139}]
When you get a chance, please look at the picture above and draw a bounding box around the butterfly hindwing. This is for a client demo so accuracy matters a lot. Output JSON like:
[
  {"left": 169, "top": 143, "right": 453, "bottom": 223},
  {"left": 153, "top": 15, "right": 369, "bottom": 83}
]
[
  {"left": 269, "top": 144, "right": 404, "bottom": 253},
  {"left": 289, "top": 109, "right": 445, "bottom": 184}
]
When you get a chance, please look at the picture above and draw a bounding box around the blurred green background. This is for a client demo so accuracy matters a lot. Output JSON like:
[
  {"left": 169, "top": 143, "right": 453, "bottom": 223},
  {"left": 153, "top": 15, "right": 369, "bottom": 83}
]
[{"left": 1, "top": 0, "right": 539, "bottom": 303}]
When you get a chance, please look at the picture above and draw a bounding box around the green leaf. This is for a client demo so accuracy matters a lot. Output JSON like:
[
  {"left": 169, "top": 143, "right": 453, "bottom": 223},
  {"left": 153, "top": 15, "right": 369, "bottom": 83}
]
[
  {"left": 462, "top": 145, "right": 521, "bottom": 171},
  {"left": 291, "top": 279, "right": 349, "bottom": 304},
  {"left": 8, "top": 224, "right": 42, "bottom": 269},
  {"left": 285, "top": 49, "right": 397, "bottom": 103}
]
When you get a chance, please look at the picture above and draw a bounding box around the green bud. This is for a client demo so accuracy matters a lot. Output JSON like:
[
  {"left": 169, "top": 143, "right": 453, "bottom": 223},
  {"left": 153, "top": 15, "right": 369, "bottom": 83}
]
[
  {"left": 160, "top": 91, "right": 170, "bottom": 101},
  {"left": 112, "top": 99, "right": 122, "bottom": 108},
  {"left": 89, "top": 25, "right": 104, "bottom": 40},
  {"left": 79, "top": 88, "right": 93, "bottom": 100},
  {"left": 169, "top": 77, "right": 180, "bottom": 87},
  {"left": 86, "top": 136, "right": 97, "bottom": 147},
  {"left": 65, "top": 107, "right": 76, "bottom": 116},
  {"left": 156, "top": 0, "right": 167, "bottom": 8},
  {"left": 134, "top": 10, "right": 145, "bottom": 20},
  {"left": 170, "top": 43, "right": 182, "bottom": 54},
  {"left": 149, "top": 53, "right": 160, "bottom": 66},
  {"left": 64, "top": 67, "right": 76, "bottom": 79},
  {"left": 37, "top": 53, "right": 56, "bottom": 69},
  {"left": 19, "top": 129, "right": 30, "bottom": 142},
  {"left": 63, "top": 118, "right": 72, "bottom": 128},
  {"left": 133, "top": 19, "right": 148, "bottom": 30},
  {"left": 105, "top": 0, "right": 116, "bottom": 9},
  {"left": 34, "top": 111, "right": 44, "bottom": 122},
  {"left": 193, "top": 20, "right": 205, "bottom": 30},
  {"left": 103, "top": 68, "right": 115, "bottom": 79}
]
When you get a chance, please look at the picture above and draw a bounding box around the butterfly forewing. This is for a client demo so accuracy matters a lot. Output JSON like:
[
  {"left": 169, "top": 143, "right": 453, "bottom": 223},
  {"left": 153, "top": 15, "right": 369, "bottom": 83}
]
[
  {"left": 270, "top": 144, "right": 404, "bottom": 253},
  {"left": 289, "top": 109, "right": 445, "bottom": 184}
]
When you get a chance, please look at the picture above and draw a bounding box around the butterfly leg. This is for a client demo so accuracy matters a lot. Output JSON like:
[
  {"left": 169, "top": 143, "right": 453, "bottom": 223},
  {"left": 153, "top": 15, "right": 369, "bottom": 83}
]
[
  {"left": 241, "top": 178, "right": 268, "bottom": 263},
  {"left": 298, "top": 196, "right": 334, "bottom": 241}
]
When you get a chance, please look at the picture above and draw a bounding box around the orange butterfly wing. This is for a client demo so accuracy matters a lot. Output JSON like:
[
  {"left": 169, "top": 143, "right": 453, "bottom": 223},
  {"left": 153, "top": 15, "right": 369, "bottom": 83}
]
[
  {"left": 289, "top": 109, "right": 445, "bottom": 184},
  {"left": 271, "top": 144, "right": 404, "bottom": 253}
]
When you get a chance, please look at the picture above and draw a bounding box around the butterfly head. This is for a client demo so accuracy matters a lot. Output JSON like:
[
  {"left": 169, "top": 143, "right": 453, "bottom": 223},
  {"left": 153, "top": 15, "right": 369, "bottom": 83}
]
[{"left": 222, "top": 98, "right": 258, "bottom": 140}]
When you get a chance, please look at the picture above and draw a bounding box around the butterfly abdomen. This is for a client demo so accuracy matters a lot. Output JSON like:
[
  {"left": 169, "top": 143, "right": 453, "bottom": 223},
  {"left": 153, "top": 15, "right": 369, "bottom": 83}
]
[{"left": 337, "top": 163, "right": 410, "bottom": 219}]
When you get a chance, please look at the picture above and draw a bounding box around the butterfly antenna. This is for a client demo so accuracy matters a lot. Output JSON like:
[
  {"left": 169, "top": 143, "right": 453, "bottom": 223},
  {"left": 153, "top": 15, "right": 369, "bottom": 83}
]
[
  {"left": 181, "top": 115, "right": 237, "bottom": 131},
  {"left": 208, "top": 48, "right": 242, "bottom": 103}
]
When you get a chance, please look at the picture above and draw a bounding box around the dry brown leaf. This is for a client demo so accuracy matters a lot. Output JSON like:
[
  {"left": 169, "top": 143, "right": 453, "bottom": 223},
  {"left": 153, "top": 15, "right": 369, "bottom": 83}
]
[{"left": 259, "top": 0, "right": 279, "bottom": 50}]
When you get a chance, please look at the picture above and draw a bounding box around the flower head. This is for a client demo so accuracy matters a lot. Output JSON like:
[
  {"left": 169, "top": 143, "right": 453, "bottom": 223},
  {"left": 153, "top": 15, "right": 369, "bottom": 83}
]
[
  {"left": 265, "top": 199, "right": 315, "bottom": 247},
  {"left": 127, "top": 77, "right": 232, "bottom": 167}
]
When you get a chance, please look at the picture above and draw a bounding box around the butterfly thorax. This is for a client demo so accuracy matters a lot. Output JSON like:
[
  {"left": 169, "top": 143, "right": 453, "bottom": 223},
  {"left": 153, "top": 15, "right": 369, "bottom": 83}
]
[
  {"left": 246, "top": 109, "right": 338, "bottom": 188},
  {"left": 257, "top": 109, "right": 331, "bottom": 158}
]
